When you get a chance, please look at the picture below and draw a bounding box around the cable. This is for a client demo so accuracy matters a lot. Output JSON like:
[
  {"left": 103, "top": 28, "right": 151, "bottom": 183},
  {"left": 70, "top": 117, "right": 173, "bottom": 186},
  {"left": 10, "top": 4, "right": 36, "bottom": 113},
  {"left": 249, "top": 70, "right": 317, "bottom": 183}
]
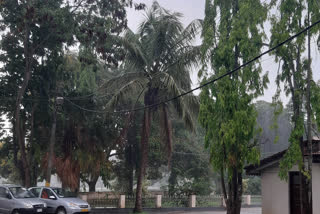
[
  {"left": 172, "top": 151, "right": 209, "bottom": 156},
  {"left": 3, "top": 18, "right": 320, "bottom": 114},
  {"left": 72, "top": 17, "right": 319, "bottom": 115},
  {"left": 64, "top": 98, "right": 108, "bottom": 114}
]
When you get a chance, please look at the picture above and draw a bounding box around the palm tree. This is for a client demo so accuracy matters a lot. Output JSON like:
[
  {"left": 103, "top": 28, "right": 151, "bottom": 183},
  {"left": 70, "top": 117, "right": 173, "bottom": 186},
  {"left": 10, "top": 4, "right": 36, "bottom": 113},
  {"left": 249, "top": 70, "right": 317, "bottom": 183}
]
[{"left": 105, "top": 1, "right": 202, "bottom": 212}]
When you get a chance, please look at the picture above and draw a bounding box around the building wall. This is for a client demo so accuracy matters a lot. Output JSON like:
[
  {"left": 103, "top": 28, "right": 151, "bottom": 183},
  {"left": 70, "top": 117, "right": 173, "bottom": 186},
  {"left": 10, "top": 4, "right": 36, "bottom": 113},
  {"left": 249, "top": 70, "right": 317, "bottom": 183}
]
[
  {"left": 312, "top": 163, "right": 320, "bottom": 213},
  {"left": 261, "top": 165, "right": 289, "bottom": 214},
  {"left": 261, "top": 163, "right": 320, "bottom": 214}
]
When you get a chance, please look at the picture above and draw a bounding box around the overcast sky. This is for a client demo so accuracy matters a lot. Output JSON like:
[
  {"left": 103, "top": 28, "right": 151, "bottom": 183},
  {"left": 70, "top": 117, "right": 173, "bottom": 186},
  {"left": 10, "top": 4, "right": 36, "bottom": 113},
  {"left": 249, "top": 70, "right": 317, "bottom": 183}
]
[{"left": 127, "top": 0, "right": 320, "bottom": 105}]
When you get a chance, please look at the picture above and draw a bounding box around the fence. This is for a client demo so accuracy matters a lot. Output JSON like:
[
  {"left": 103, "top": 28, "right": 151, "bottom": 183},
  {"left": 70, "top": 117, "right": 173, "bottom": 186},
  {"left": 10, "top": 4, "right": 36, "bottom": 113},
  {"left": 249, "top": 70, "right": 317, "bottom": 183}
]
[
  {"left": 83, "top": 194, "right": 261, "bottom": 208},
  {"left": 161, "top": 195, "right": 190, "bottom": 208},
  {"left": 196, "top": 195, "right": 223, "bottom": 207},
  {"left": 88, "top": 198, "right": 119, "bottom": 208},
  {"left": 250, "top": 195, "right": 262, "bottom": 205}
]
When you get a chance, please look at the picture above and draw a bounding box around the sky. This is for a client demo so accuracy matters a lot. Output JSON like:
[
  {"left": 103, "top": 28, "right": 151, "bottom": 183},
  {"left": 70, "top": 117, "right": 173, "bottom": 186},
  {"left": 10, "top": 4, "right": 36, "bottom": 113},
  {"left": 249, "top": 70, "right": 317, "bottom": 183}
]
[{"left": 126, "top": 0, "right": 320, "bottom": 105}]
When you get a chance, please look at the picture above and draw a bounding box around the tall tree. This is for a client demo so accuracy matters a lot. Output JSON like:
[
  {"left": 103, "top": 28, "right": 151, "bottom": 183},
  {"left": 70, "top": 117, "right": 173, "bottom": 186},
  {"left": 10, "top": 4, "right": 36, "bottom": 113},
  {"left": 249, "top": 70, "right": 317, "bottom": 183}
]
[
  {"left": 0, "top": 0, "right": 75, "bottom": 187},
  {"left": 200, "top": 0, "right": 268, "bottom": 214},
  {"left": 106, "top": 2, "right": 201, "bottom": 212},
  {"left": 41, "top": 52, "right": 127, "bottom": 191},
  {"left": 270, "top": 1, "right": 320, "bottom": 213},
  {"left": 0, "top": 0, "right": 143, "bottom": 187}
]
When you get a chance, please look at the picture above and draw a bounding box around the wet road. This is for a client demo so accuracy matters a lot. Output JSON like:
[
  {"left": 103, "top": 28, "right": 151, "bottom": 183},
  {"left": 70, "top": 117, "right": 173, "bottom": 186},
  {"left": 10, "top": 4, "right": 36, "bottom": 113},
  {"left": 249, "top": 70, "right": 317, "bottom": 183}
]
[{"left": 151, "top": 207, "right": 261, "bottom": 214}]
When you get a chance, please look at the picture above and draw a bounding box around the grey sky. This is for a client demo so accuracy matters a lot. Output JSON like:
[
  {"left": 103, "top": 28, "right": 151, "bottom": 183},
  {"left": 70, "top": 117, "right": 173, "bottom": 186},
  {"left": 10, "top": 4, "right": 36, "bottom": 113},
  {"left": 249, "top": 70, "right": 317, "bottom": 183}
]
[{"left": 127, "top": 0, "right": 320, "bottom": 105}]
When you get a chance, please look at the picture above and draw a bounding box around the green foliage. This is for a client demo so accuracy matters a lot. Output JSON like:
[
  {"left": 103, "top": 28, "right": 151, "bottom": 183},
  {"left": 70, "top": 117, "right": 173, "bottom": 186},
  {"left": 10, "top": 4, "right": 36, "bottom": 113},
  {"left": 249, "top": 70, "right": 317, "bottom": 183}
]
[
  {"left": 270, "top": 0, "right": 320, "bottom": 179},
  {"left": 270, "top": 87, "right": 284, "bottom": 144},
  {"left": 168, "top": 120, "right": 214, "bottom": 196},
  {"left": 0, "top": 138, "right": 17, "bottom": 182},
  {"left": 311, "top": 81, "right": 320, "bottom": 130},
  {"left": 243, "top": 176, "right": 261, "bottom": 195},
  {"left": 0, "top": 0, "right": 142, "bottom": 185},
  {"left": 57, "top": 55, "right": 129, "bottom": 190},
  {"left": 106, "top": 3, "right": 201, "bottom": 210},
  {"left": 200, "top": 0, "right": 268, "bottom": 177}
]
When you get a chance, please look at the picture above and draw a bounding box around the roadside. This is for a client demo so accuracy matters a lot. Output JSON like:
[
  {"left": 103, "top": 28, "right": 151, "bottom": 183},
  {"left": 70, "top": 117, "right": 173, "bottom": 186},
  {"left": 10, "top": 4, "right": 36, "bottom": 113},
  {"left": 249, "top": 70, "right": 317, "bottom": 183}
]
[
  {"left": 163, "top": 207, "right": 262, "bottom": 214},
  {"left": 92, "top": 207, "right": 261, "bottom": 214}
]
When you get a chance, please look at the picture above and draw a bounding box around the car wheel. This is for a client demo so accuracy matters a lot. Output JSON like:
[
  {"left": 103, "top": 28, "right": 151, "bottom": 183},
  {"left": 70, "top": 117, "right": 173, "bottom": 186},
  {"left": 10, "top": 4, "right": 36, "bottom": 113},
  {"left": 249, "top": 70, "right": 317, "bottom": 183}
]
[
  {"left": 12, "top": 210, "right": 20, "bottom": 214},
  {"left": 56, "top": 208, "right": 66, "bottom": 214}
]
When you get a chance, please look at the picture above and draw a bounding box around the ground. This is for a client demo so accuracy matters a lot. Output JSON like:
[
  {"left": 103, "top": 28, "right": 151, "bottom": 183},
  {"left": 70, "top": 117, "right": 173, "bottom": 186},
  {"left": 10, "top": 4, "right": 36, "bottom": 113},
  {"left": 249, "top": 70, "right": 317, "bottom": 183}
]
[
  {"left": 146, "top": 207, "right": 261, "bottom": 214},
  {"left": 92, "top": 207, "right": 261, "bottom": 214}
]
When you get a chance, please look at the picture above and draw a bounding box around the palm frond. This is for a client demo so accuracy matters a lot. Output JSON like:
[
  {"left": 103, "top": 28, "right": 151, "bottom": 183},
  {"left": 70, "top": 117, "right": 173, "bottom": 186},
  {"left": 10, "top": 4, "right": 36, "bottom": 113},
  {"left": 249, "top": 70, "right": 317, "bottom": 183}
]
[
  {"left": 156, "top": 44, "right": 201, "bottom": 76},
  {"left": 112, "top": 32, "right": 148, "bottom": 71},
  {"left": 101, "top": 71, "right": 147, "bottom": 92},
  {"left": 175, "top": 45, "right": 202, "bottom": 69},
  {"left": 104, "top": 79, "right": 147, "bottom": 110},
  {"left": 179, "top": 19, "right": 203, "bottom": 45},
  {"left": 158, "top": 72, "right": 199, "bottom": 131}
]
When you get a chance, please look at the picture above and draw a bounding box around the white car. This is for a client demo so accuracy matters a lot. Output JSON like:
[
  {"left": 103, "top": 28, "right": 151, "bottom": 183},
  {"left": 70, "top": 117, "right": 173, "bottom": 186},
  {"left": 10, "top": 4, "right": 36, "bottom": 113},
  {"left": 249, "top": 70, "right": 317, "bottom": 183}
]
[
  {"left": 28, "top": 187, "right": 90, "bottom": 214},
  {"left": 0, "top": 184, "right": 46, "bottom": 214}
]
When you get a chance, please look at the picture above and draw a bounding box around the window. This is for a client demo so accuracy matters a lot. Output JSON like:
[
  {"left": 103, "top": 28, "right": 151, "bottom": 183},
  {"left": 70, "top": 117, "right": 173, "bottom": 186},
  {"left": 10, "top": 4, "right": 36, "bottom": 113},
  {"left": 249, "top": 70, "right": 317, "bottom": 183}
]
[
  {"left": 52, "top": 188, "right": 77, "bottom": 198},
  {"left": 0, "top": 187, "right": 7, "bottom": 198},
  {"left": 30, "top": 188, "right": 41, "bottom": 197},
  {"left": 9, "top": 187, "right": 35, "bottom": 198},
  {"left": 41, "top": 188, "right": 55, "bottom": 199}
]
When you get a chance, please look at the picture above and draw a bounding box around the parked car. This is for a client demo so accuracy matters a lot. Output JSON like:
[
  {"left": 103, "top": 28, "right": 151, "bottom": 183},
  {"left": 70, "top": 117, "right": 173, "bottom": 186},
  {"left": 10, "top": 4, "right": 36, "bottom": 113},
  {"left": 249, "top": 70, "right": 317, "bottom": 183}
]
[
  {"left": 0, "top": 184, "right": 46, "bottom": 214},
  {"left": 28, "top": 187, "right": 90, "bottom": 214}
]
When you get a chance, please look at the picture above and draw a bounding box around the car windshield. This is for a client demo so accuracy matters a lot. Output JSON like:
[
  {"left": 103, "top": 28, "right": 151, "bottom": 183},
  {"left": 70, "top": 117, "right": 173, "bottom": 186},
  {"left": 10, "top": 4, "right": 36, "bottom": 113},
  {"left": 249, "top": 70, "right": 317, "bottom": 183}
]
[
  {"left": 52, "top": 188, "right": 77, "bottom": 198},
  {"left": 9, "top": 187, "right": 36, "bottom": 199}
]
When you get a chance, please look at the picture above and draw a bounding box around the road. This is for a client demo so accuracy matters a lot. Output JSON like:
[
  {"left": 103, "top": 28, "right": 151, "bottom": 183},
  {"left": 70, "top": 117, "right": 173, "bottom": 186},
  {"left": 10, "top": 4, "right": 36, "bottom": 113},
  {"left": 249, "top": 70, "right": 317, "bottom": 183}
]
[
  {"left": 151, "top": 207, "right": 261, "bottom": 214},
  {"left": 92, "top": 207, "right": 261, "bottom": 214}
]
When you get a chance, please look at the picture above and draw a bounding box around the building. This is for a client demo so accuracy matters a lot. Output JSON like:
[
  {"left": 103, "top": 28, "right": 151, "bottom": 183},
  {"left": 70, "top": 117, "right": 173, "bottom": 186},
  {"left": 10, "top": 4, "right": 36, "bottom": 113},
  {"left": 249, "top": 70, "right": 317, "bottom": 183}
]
[{"left": 245, "top": 137, "right": 320, "bottom": 214}]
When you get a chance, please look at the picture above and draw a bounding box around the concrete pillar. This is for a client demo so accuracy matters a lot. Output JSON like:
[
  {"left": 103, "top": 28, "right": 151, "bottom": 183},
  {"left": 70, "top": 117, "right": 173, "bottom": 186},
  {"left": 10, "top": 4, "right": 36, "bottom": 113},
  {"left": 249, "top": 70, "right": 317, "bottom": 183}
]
[
  {"left": 246, "top": 195, "right": 251, "bottom": 205},
  {"left": 119, "top": 195, "right": 126, "bottom": 208},
  {"left": 221, "top": 197, "right": 226, "bottom": 208},
  {"left": 155, "top": 195, "right": 162, "bottom": 208},
  {"left": 80, "top": 194, "right": 88, "bottom": 201},
  {"left": 189, "top": 195, "right": 196, "bottom": 208}
]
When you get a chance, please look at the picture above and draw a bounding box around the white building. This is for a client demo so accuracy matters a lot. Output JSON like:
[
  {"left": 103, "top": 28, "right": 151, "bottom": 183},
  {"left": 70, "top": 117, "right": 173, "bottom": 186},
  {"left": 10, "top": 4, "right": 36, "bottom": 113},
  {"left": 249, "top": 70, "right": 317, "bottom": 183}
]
[{"left": 246, "top": 138, "right": 320, "bottom": 214}]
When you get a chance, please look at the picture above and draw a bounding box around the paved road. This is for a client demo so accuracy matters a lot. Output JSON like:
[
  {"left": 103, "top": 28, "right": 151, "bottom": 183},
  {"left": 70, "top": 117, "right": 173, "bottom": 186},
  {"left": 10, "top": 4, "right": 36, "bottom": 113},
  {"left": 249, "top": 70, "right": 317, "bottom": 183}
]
[
  {"left": 92, "top": 207, "right": 261, "bottom": 214},
  {"left": 151, "top": 207, "right": 261, "bottom": 214}
]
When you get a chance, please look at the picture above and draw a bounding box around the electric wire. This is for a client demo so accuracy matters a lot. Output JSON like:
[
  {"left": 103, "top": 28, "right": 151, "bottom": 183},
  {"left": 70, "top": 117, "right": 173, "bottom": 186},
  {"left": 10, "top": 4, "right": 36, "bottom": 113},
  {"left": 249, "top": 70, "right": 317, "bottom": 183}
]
[
  {"left": 64, "top": 18, "right": 320, "bottom": 114},
  {"left": 1, "top": 18, "right": 320, "bottom": 114}
]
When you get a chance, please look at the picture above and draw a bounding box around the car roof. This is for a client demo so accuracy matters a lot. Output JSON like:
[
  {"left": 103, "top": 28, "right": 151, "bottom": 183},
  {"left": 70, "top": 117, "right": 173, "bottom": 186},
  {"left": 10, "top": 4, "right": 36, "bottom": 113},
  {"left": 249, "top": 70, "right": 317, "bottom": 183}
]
[
  {"left": 0, "top": 184, "right": 22, "bottom": 188},
  {"left": 29, "top": 186, "right": 61, "bottom": 189}
]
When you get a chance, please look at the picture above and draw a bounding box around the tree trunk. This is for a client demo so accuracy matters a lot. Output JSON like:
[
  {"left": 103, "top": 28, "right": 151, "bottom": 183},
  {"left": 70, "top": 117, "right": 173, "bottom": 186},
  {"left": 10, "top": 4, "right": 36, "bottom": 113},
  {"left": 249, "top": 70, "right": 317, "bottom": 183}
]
[
  {"left": 127, "top": 144, "right": 134, "bottom": 195},
  {"left": 46, "top": 104, "right": 57, "bottom": 187},
  {"left": 220, "top": 168, "right": 227, "bottom": 206},
  {"left": 30, "top": 103, "right": 39, "bottom": 186},
  {"left": 134, "top": 108, "right": 151, "bottom": 213},
  {"left": 126, "top": 121, "right": 137, "bottom": 195},
  {"left": 226, "top": 169, "right": 242, "bottom": 214},
  {"left": 14, "top": 69, "right": 32, "bottom": 187},
  {"left": 306, "top": 2, "right": 313, "bottom": 213},
  {"left": 88, "top": 175, "right": 99, "bottom": 192},
  {"left": 128, "top": 166, "right": 134, "bottom": 195},
  {"left": 14, "top": 2, "right": 33, "bottom": 187}
]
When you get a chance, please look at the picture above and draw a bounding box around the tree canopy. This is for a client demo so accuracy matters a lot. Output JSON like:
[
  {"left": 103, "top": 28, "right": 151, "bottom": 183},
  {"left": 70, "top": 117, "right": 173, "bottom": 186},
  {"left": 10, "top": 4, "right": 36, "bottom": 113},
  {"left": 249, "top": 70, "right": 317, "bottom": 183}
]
[{"left": 200, "top": 0, "right": 268, "bottom": 213}]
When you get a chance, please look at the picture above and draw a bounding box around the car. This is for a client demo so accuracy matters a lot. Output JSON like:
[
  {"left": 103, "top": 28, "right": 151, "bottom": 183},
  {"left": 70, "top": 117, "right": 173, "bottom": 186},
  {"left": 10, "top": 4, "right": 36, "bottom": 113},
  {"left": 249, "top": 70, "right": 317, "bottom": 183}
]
[
  {"left": 0, "top": 184, "right": 46, "bottom": 214},
  {"left": 28, "top": 187, "right": 90, "bottom": 214}
]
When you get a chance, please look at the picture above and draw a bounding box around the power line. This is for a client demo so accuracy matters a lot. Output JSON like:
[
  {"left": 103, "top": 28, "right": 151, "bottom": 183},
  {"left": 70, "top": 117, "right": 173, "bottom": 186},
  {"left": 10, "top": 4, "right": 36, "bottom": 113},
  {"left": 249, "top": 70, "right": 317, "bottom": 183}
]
[
  {"left": 64, "top": 97, "right": 107, "bottom": 114},
  {"left": 2, "top": 18, "right": 320, "bottom": 114},
  {"left": 66, "top": 17, "right": 320, "bottom": 114}
]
